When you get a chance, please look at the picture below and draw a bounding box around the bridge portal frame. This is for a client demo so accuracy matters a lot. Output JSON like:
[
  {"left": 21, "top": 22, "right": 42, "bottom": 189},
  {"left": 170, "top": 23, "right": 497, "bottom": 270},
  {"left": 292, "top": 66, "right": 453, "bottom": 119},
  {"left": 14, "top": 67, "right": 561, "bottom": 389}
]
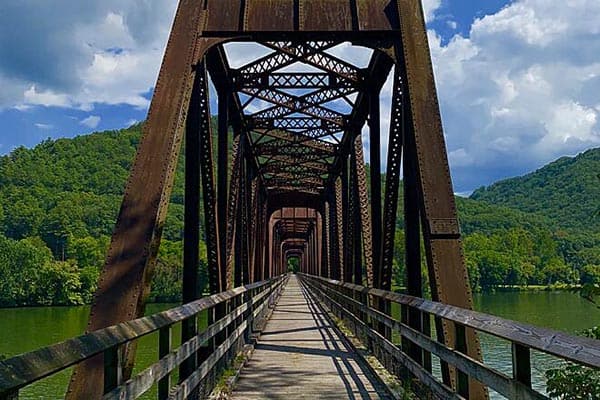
[{"left": 67, "top": 1, "right": 487, "bottom": 399}]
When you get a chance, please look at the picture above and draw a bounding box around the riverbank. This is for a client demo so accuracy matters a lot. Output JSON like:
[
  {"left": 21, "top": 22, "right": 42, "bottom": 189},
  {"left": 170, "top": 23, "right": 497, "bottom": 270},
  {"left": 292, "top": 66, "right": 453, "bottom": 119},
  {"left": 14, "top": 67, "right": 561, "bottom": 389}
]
[
  {"left": 390, "top": 283, "right": 581, "bottom": 295},
  {"left": 481, "top": 283, "right": 581, "bottom": 293}
]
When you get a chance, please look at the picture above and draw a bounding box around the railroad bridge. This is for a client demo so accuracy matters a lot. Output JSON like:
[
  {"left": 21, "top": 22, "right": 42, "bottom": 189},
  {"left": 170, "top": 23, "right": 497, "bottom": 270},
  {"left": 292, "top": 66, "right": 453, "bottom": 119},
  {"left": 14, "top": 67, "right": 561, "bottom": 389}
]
[{"left": 1, "top": 1, "right": 599, "bottom": 399}]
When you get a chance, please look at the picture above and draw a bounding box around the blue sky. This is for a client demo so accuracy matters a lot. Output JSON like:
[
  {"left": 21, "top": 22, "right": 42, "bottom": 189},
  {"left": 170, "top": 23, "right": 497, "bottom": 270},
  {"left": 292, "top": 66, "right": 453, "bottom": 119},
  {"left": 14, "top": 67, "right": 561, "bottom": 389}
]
[{"left": 1, "top": 0, "right": 599, "bottom": 193}]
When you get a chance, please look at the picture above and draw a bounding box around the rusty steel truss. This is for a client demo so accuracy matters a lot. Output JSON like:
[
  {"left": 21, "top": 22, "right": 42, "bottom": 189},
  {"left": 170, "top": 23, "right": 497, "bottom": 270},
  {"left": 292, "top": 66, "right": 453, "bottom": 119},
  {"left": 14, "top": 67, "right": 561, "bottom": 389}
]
[{"left": 67, "top": 1, "right": 488, "bottom": 399}]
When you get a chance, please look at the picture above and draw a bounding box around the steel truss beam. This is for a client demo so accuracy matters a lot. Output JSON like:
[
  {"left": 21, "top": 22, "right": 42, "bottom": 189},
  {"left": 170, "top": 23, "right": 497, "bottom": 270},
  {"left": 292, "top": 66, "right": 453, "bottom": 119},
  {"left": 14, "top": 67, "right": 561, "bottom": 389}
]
[{"left": 74, "top": 1, "right": 488, "bottom": 398}]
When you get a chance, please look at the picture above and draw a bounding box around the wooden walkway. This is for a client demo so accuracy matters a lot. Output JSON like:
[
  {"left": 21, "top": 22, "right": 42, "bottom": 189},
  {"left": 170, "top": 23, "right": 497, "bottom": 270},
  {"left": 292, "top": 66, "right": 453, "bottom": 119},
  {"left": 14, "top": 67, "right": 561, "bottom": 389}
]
[{"left": 231, "top": 275, "right": 392, "bottom": 399}]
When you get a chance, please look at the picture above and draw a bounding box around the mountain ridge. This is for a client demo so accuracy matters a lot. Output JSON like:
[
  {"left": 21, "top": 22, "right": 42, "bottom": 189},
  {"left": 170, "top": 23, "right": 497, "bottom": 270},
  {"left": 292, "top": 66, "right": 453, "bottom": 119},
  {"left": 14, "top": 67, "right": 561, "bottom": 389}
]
[
  {"left": 471, "top": 147, "right": 600, "bottom": 232},
  {"left": 0, "top": 125, "right": 598, "bottom": 306}
]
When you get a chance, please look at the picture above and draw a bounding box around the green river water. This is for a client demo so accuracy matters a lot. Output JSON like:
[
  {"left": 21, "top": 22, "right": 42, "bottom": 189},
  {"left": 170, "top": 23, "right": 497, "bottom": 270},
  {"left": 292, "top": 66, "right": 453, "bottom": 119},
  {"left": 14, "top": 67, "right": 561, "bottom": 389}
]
[{"left": 0, "top": 291, "right": 598, "bottom": 399}]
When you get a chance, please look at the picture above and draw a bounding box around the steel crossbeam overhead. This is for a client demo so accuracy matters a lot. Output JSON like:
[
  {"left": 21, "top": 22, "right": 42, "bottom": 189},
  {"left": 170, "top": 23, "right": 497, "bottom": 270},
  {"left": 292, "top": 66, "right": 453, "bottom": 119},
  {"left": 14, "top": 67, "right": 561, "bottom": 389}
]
[{"left": 67, "top": 1, "right": 489, "bottom": 399}]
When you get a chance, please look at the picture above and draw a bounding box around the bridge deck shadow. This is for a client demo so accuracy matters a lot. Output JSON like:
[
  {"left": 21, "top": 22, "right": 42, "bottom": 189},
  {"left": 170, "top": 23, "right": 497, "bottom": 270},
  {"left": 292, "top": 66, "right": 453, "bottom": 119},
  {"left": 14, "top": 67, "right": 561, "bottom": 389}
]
[{"left": 231, "top": 275, "right": 392, "bottom": 400}]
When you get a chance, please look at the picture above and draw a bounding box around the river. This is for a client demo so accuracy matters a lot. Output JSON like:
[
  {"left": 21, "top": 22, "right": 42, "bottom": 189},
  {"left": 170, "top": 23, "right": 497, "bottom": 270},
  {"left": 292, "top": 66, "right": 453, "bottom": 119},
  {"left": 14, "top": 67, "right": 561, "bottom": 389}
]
[{"left": 0, "top": 291, "right": 598, "bottom": 399}]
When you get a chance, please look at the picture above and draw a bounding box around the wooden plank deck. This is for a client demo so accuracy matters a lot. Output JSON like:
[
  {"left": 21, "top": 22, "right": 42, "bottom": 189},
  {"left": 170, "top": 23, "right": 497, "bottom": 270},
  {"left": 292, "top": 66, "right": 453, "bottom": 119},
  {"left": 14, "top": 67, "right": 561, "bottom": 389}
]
[{"left": 231, "top": 275, "right": 392, "bottom": 399}]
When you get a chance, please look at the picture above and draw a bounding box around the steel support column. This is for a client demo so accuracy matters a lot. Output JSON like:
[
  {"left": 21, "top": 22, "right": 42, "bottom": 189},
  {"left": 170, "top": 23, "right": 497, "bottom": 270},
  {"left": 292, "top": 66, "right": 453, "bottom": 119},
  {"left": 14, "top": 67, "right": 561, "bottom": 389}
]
[
  {"left": 180, "top": 68, "right": 203, "bottom": 391},
  {"left": 396, "top": 1, "right": 487, "bottom": 396},
  {"left": 350, "top": 135, "right": 363, "bottom": 285},
  {"left": 369, "top": 89, "right": 382, "bottom": 289},
  {"left": 217, "top": 88, "right": 230, "bottom": 290},
  {"left": 341, "top": 155, "right": 352, "bottom": 283}
]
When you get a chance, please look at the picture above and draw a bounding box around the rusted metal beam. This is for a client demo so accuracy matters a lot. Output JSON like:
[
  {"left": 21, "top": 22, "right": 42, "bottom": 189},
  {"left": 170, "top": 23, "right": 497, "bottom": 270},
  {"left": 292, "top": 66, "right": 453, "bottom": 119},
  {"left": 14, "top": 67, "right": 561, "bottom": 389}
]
[
  {"left": 396, "top": 1, "right": 487, "bottom": 397},
  {"left": 369, "top": 87, "right": 383, "bottom": 289},
  {"left": 66, "top": 2, "right": 215, "bottom": 397},
  {"left": 217, "top": 88, "right": 230, "bottom": 290},
  {"left": 380, "top": 68, "right": 404, "bottom": 292},
  {"left": 354, "top": 134, "right": 373, "bottom": 287},
  {"left": 180, "top": 67, "right": 203, "bottom": 392},
  {"left": 71, "top": 2, "right": 489, "bottom": 398},
  {"left": 350, "top": 135, "right": 363, "bottom": 286}
]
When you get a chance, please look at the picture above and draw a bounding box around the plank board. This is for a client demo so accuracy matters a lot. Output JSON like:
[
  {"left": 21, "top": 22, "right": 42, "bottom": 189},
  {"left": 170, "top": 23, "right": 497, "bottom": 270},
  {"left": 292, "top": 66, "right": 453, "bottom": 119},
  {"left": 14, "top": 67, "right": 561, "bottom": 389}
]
[{"left": 231, "top": 276, "right": 391, "bottom": 399}]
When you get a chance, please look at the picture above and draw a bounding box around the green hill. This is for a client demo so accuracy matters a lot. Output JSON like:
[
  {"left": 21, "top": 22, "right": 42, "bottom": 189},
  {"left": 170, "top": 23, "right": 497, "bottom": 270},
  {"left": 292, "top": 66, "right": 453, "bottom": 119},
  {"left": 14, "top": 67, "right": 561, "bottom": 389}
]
[
  {"left": 0, "top": 126, "right": 598, "bottom": 305},
  {"left": 471, "top": 148, "right": 600, "bottom": 232}
]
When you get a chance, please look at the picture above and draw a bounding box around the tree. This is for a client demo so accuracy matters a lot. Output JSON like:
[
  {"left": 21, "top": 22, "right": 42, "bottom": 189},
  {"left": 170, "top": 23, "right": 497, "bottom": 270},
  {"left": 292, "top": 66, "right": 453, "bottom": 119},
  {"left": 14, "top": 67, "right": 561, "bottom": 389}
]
[
  {"left": 287, "top": 257, "right": 299, "bottom": 273},
  {"left": 546, "top": 327, "right": 600, "bottom": 399},
  {"left": 580, "top": 264, "right": 600, "bottom": 285},
  {"left": 541, "top": 258, "right": 578, "bottom": 285},
  {"left": 67, "top": 235, "right": 109, "bottom": 270}
]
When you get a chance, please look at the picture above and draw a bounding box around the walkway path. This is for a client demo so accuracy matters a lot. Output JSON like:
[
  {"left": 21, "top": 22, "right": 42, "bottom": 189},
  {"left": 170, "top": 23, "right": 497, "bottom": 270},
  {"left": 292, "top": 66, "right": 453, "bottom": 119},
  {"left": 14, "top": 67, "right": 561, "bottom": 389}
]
[{"left": 231, "top": 275, "right": 392, "bottom": 399}]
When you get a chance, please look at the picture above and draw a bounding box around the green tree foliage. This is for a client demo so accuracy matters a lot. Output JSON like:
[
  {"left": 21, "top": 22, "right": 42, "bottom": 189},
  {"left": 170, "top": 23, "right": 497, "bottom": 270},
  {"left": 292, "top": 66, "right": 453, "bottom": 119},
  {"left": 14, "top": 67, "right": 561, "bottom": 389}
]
[
  {"left": 471, "top": 148, "right": 600, "bottom": 232},
  {"left": 287, "top": 257, "right": 300, "bottom": 273},
  {"left": 545, "top": 327, "right": 600, "bottom": 399},
  {"left": 0, "top": 123, "right": 206, "bottom": 306},
  {"left": 0, "top": 235, "right": 84, "bottom": 306},
  {"left": 0, "top": 122, "right": 598, "bottom": 305}
]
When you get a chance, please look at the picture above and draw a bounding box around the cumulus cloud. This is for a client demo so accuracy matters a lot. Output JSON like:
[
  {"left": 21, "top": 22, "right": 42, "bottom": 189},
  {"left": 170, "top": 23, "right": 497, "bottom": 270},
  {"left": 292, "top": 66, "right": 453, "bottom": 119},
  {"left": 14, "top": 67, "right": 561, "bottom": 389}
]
[
  {"left": 81, "top": 115, "right": 101, "bottom": 129},
  {"left": 34, "top": 123, "right": 54, "bottom": 130},
  {"left": 0, "top": 0, "right": 177, "bottom": 110},
  {"left": 422, "top": 0, "right": 442, "bottom": 23},
  {"left": 1, "top": 0, "right": 599, "bottom": 193},
  {"left": 429, "top": 0, "right": 600, "bottom": 190}
]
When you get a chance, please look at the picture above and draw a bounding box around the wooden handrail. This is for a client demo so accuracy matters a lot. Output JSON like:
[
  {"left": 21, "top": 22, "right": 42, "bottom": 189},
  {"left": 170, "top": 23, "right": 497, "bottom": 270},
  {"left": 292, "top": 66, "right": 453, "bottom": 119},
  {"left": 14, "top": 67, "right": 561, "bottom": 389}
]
[
  {"left": 0, "top": 274, "right": 288, "bottom": 398},
  {"left": 299, "top": 273, "right": 600, "bottom": 400},
  {"left": 300, "top": 274, "right": 600, "bottom": 368}
]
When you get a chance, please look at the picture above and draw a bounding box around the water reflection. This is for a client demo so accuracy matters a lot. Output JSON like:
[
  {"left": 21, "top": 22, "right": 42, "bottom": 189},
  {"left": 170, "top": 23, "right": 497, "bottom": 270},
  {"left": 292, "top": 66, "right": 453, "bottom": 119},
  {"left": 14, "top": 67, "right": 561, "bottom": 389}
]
[{"left": 0, "top": 291, "right": 597, "bottom": 399}]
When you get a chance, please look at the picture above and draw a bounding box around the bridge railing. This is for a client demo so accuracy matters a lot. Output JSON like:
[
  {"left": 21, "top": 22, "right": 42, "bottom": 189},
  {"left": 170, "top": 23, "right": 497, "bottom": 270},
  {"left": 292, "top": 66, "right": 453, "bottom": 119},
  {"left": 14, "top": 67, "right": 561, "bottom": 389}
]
[
  {"left": 299, "top": 273, "right": 600, "bottom": 400},
  {"left": 0, "top": 274, "right": 288, "bottom": 400}
]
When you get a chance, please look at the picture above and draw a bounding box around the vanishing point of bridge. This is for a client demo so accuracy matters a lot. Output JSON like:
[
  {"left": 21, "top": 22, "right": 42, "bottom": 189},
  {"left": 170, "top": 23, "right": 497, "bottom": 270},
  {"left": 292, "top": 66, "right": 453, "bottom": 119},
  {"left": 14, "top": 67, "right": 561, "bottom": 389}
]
[{"left": 1, "top": 1, "right": 599, "bottom": 399}]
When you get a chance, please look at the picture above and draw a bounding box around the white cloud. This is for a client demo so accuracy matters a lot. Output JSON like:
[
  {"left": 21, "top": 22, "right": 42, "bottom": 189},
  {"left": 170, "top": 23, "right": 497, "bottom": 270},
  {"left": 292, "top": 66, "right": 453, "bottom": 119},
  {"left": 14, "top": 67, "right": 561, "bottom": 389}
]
[
  {"left": 422, "top": 0, "right": 442, "bottom": 23},
  {"left": 447, "top": 20, "right": 458, "bottom": 30},
  {"left": 429, "top": 0, "right": 600, "bottom": 190},
  {"left": 34, "top": 123, "right": 54, "bottom": 130},
  {"left": 0, "top": 1, "right": 177, "bottom": 110},
  {"left": 24, "top": 86, "right": 71, "bottom": 108},
  {"left": 81, "top": 115, "right": 101, "bottom": 129},
  {"left": 1, "top": 0, "right": 599, "bottom": 193}
]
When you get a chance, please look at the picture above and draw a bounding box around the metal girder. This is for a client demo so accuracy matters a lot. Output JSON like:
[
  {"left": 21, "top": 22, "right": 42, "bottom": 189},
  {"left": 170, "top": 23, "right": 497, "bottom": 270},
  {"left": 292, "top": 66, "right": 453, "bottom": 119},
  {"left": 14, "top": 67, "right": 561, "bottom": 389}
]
[
  {"left": 250, "top": 117, "right": 339, "bottom": 130},
  {"left": 379, "top": 68, "right": 404, "bottom": 292},
  {"left": 251, "top": 129, "right": 338, "bottom": 153},
  {"left": 244, "top": 87, "right": 347, "bottom": 125},
  {"left": 354, "top": 134, "right": 373, "bottom": 287},
  {"left": 225, "top": 135, "right": 242, "bottom": 289},
  {"left": 194, "top": 63, "right": 223, "bottom": 294},
  {"left": 236, "top": 72, "right": 355, "bottom": 89},
  {"left": 264, "top": 42, "right": 364, "bottom": 83},
  {"left": 237, "top": 41, "right": 336, "bottom": 76},
  {"left": 260, "top": 158, "right": 329, "bottom": 174}
]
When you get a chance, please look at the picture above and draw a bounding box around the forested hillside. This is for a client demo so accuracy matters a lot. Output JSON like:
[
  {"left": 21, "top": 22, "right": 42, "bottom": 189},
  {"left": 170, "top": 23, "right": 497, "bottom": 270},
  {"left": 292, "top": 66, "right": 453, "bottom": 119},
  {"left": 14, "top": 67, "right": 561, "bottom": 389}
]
[
  {"left": 471, "top": 148, "right": 600, "bottom": 232},
  {"left": 0, "top": 123, "right": 191, "bottom": 306},
  {"left": 0, "top": 125, "right": 598, "bottom": 306}
]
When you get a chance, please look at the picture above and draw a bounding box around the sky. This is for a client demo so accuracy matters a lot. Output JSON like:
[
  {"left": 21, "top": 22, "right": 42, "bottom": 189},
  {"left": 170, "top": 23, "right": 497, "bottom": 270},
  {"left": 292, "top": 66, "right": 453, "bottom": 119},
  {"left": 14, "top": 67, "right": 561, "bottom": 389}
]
[{"left": 0, "top": 0, "right": 599, "bottom": 193}]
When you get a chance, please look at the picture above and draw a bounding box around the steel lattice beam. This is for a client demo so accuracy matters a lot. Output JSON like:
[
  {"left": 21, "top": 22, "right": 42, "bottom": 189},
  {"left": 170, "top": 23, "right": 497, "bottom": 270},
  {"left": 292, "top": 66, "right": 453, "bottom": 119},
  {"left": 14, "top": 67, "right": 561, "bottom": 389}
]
[{"left": 72, "top": 1, "right": 488, "bottom": 398}]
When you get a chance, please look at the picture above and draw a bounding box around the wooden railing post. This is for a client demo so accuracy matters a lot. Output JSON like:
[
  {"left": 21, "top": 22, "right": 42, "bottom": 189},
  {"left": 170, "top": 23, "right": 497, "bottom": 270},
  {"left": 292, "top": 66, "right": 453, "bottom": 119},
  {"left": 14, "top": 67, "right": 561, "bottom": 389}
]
[
  {"left": 103, "top": 345, "right": 122, "bottom": 394},
  {"left": 422, "top": 312, "right": 433, "bottom": 373},
  {"left": 512, "top": 343, "right": 532, "bottom": 388},
  {"left": 245, "top": 287, "right": 254, "bottom": 342},
  {"left": 362, "top": 290, "right": 373, "bottom": 351},
  {"left": 455, "top": 323, "right": 469, "bottom": 398},
  {"left": 0, "top": 390, "right": 18, "bottom": 400},
  {"left": 158, "top": 326, "right": 172, "bottom": 400}
]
